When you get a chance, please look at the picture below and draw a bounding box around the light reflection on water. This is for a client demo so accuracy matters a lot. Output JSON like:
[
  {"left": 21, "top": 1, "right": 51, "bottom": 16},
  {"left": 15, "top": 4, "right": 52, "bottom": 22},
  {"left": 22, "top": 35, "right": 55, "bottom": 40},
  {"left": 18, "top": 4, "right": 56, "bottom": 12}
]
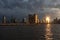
[
  {"left": 45, "top": 24, "right": 53, "bottom": 40},
  {"left": 1, "top": 24, "right": 60, "bottom": 40}
]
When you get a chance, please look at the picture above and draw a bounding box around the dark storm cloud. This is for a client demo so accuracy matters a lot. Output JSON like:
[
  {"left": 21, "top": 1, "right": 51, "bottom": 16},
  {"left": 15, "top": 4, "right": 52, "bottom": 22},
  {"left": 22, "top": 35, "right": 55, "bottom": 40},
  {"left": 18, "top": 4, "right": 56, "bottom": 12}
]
[
  {"left": 0, "top": 0, "right": 44, "bottom": 16},
  {"left": 0, "top": 0, "right": 60, "bottom": 19}
]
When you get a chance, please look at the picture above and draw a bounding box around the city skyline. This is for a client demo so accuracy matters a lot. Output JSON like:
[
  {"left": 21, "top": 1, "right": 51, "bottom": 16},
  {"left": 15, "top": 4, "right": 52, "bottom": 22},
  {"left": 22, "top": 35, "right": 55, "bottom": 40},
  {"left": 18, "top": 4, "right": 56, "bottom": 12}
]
[
  {"left": 0, "top": 13, "right": 60, "bottom": 24},
  {"left": 0, "top": 0, "right": 60, "bottom": 40}
]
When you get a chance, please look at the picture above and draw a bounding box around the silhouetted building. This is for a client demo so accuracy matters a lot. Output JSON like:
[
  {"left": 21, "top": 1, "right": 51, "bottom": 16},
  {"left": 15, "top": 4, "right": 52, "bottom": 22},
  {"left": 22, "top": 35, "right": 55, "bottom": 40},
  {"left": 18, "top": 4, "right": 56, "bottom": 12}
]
[
  {"left": 57, "top": 19, "right": 60, "bottom": 24},
  {"left": 15, "top": 19, "right": 20, "bottom": 23},
  {"left": 28, "top": 14, "right": 39, "bottom": 24},
  {"left": 41, "top": 17, "right": 46, "bottom": 23},
  {"left": 34, "top": 14, "right": 38, "bottom": 23},
  {"left": 2, "top": 16, "right": 7, "bottom": 23},
  {"left": 10, "top": 16, "right": 16, "bottom": 23},
  {"left": 22, "top": 18, "right": 27, "bottom": 23},
  {"left": 53, "top": 17, "right": 58, "bottom": 24},
  {"left": 41, "top": 19, "right": 45, "bottom": 23},
  {"left": 28, "top": 14, "right": 33, "bottom": 23}
]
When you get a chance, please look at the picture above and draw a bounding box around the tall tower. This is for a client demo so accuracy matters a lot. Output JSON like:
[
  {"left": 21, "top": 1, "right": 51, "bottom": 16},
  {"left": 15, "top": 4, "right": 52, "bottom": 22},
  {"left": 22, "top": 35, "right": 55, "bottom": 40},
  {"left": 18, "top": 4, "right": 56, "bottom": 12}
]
[
  {"left": 11, "top": 16, "right": 16, "bottom": 23},
  {"left": 28, "top": 14, "right": 39, "bottom": 24},
  {"left": 2, "top": 16, "right": 6, "bottom": 23},
  {"left": 28, "top": 14, "right": 33, "bottom": 23},
  {"left": 34, "top": 14, "right": 38, "bottom": 23}
]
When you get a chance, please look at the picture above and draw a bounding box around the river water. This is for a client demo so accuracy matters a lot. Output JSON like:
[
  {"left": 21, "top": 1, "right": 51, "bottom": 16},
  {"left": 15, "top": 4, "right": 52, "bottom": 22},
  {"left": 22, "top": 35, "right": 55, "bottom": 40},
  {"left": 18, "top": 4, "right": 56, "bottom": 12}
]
[{"left": 0, "top": 24, "right": 60, "bottom": 40}]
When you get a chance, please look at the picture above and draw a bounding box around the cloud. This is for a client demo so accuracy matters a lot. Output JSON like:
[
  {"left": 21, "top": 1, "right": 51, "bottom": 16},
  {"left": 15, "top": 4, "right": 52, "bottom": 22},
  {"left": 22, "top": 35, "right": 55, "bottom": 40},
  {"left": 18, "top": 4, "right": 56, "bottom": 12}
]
[
  {"left": 23, "top": 0, "right": 29, "bottom": 2},
  {"left": 0, "top": 0, "right": 60, "bottom": 19},
  {"left": 43, "top": 8, "right": 60, "bottom": 19},
  {"left": 44, "top": 0, "right": 60, "bottom": 7}
]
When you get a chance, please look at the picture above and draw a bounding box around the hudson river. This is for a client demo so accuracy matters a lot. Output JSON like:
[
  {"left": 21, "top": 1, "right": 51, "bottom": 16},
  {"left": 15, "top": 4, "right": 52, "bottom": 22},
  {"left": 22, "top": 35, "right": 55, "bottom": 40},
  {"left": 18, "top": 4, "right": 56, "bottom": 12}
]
[{"left": 0, "top": 24, "right": 60, "bottom": 40}]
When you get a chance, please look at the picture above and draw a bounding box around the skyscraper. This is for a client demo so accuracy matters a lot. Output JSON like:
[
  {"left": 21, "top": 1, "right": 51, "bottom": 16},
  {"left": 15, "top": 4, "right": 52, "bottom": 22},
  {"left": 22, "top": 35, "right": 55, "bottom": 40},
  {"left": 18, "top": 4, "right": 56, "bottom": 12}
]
[
  {"left": 28, "top": 14, "right": 39, "bottom": 24},
  {"left": 2, "top": 16, "right": 7, "bottom": 23},
  {"left": 34, "top": 14, "right": 39, "bottom": 23},
  {"left": 10, "top": 16, "right": 16, "bottom": 23},
  {"left": 28, "top": 14, "right": 33, "bottom": 23}
]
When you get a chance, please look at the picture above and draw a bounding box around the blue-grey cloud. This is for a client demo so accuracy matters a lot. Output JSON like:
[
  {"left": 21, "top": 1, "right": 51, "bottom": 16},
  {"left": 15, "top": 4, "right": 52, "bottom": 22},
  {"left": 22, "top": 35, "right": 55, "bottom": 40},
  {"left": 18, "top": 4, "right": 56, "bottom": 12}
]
[{"left": 0, "top": 0, "right": 60, "bottom": 19}]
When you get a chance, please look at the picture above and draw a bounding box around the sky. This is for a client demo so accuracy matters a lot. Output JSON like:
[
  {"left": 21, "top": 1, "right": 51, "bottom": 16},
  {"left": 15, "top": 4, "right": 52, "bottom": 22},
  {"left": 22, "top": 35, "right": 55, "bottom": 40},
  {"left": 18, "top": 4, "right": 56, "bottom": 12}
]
[{"left": 0, "top": 0, "right": 60, "bottom": 20}]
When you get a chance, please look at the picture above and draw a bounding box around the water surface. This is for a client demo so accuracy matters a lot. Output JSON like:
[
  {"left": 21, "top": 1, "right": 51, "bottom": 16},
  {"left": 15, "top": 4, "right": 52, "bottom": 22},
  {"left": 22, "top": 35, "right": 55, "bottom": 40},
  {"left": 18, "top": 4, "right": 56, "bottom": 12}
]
[{"left": 0, "top": 24, "right": 60, "bottom": 40}]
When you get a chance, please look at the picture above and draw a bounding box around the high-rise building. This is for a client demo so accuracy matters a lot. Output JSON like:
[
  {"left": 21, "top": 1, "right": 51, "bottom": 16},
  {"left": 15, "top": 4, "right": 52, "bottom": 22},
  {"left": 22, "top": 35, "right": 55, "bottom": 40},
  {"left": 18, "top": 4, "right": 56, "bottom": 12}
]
[
  {"left": 28, "top": 14, "right": 33, "bottom": 23},
  {"left": 28, "top": 14, "right": 39, "bottom": 24},
  {"left": 10, "top": 16, "right": 16, "bottom": 23},
  {"left": 2, "top": 16, "right": 7, "bottom": 23},
  {"left": 34, "top": 14, "right": 39, "bottom": 23},
  {"left": 22, "top": 18, "right": 27, "bottom": 23}
]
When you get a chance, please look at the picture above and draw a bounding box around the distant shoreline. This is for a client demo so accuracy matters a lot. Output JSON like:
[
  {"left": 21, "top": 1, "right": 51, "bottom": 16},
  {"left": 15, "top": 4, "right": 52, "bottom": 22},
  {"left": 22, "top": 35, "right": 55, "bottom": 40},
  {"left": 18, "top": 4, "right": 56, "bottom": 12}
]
[
  {"left": 0, "top": 23, "right": 40, "bottom": 26},
  {"left": 0, "top": 23, "right": 59, "bottom": 26}
]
